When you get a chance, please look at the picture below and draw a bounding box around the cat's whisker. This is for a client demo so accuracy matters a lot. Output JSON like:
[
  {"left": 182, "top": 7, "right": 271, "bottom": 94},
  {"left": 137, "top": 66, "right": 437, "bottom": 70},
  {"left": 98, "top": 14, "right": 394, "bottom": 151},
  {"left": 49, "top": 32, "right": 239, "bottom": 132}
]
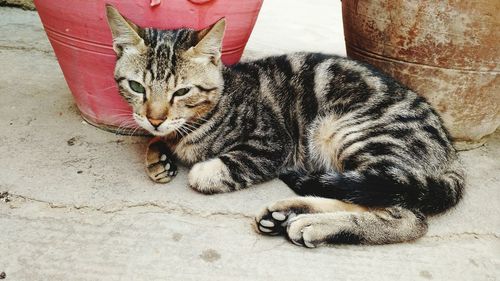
[
  {"left": 115, "top": 117, "right": 140, "bottom": 135},
  {"left": 178, "top": 126, "right": 190, "bottom": 136},
  {"left": 121, "top": 120, "right": 138, "bottom": 126},
  {"left": 108, "top": 109, "right": 134, "bottom": 116},
  {"left": 182, "top": 128, "right": 194, "bottom": 134},
  {"left": 114, "top": 120, "right": 134, "bottom": 126},
  {"left": 110, "top": 112, "right": 133, "bottom": 116},
  {"left": 195, "top": 116, "right": 210, "bottom": 123},
  {"left": 182, "top": 123, "right": 197, "bottom": 132},
  {"left": 183, "top": 123, "right": 198, "bottom": 131},
  {"left": 187, "top": 119, "right": 204, "bottom": 125},
  {"left": 186, "top": 120, "right": 206, "bottom": 128},
  {"left": 115, "top": 121, "right": 137, "bottom": 133},
  {"left": 116, "top": 119, "right": 134, "bottom": 125},
  {"left": 174, "top": 127, "right": 185, "bottom": 138},
  {"left": 129, "top": 125, "right": 141, "bottom": 137},
  {"left": 117, "top": 126, "right": 134, "bottom": 135},
  {"left": 110, "top": 116, "right": 135, "bottom": 123},
  {"left": 110, "top": 114, "right": 134, "bottom": 119},
  {"left": 180, "top": 124, "right": 193, "bottom": 134}
]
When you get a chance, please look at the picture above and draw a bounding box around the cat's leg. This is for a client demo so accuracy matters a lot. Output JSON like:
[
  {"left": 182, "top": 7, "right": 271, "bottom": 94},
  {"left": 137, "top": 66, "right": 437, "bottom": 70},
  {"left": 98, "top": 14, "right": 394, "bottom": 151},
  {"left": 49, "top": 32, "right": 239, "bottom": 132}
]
[
  {"left": 255, "top": 197, "right": 367, "bottom": 235},
  {"left": 146, "top": 137, "right": 177, "bottom": 183},
  {"left": 189, "top": 148, "right": 287, "bottom": 194},
  {"left": 285, "top": 207, "right": 427, "bottom": 247},
  {"left": 255, "top": 197, "right": 427, "bottom": 247}
]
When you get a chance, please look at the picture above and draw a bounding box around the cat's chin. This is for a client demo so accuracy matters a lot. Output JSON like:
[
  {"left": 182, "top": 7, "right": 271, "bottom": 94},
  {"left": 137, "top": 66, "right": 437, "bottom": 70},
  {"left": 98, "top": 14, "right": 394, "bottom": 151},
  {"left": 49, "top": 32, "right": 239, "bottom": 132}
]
[
  {"left": 135, "top": 123, "right": 172, "bottom": 136},
  {"left": 146, "top": 128, "right": 176, "bottom": 137}
]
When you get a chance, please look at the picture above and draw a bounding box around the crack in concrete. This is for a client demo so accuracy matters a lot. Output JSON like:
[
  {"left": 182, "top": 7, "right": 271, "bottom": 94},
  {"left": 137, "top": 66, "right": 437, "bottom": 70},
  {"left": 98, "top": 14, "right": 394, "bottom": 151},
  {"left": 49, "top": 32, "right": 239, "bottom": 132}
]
[
  {"left": 0, "top": 44, "right": 54, "bottom": 55},
  {"left": 3, "top": 193, "right": 499, "bottom": 240},
  {"left": 4, "top": 192, "right": 255, "bottom": 220}
]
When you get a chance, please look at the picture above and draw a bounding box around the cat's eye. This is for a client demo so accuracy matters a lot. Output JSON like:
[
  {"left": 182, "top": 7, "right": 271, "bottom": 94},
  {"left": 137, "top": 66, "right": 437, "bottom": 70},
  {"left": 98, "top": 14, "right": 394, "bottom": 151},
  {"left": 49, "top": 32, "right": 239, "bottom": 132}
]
[
  {"left": 129, "top": 80, "right": 145, "bottom": 94},
  {"left": 173, "top": 87, "right": 191, "bottom": 97}
]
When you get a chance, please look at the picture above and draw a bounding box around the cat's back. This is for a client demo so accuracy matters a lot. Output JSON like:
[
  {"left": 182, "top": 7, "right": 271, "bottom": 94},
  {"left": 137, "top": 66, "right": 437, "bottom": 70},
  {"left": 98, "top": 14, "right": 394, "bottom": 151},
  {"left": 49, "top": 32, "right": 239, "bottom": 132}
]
[
  {"left": 233, "top": 53, "right": 446, "bottom": 127},
  {"left": 228, "top": 52, "right": 398, "bottom": 101},
  {"left": 226, "top": 52, "right": 455, "bottom": 171},
  {"left": 225, "top": 52, "right": 413, "bottom": 124}
]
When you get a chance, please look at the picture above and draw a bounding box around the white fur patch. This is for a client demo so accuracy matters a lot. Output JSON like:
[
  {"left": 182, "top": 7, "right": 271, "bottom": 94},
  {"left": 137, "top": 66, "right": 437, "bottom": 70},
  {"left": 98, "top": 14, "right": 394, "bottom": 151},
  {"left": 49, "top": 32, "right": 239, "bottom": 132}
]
[{"left": 188, "top": 158, "right": 232, "bottom": 194}]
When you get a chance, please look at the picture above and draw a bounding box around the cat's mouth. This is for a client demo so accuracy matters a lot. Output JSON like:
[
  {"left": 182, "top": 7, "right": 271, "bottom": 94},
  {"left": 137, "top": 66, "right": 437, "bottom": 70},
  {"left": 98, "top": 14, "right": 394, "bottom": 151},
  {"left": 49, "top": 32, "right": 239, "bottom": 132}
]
[{"left": 133, "top": 114, "right": 187, "bottom": 137}]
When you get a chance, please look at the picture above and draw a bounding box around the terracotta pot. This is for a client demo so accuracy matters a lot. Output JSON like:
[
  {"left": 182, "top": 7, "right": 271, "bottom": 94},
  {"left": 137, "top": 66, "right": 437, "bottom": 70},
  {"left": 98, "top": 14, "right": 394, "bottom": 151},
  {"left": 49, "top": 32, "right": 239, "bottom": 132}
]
[
  {"left": 342, "top": 0, "right": 499, "bottom": 149},
  {"left": 34, "top": 0, "right": 263, "bottom": 134}
]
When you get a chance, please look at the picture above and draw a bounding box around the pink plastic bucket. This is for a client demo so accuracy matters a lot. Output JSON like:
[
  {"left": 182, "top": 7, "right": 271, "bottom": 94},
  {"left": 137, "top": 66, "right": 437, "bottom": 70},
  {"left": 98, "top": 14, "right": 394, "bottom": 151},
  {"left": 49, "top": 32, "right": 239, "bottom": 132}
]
[{"left": 34, "top": 0, "right": 263, "bottom": 133}]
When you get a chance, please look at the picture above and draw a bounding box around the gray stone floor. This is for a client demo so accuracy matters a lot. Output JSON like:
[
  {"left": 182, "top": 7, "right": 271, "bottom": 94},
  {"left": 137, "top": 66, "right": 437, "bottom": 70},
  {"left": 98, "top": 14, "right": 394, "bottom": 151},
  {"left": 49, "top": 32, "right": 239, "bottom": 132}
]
[{"left": 1, "top": 2, "right": 499, "bottom": 281}]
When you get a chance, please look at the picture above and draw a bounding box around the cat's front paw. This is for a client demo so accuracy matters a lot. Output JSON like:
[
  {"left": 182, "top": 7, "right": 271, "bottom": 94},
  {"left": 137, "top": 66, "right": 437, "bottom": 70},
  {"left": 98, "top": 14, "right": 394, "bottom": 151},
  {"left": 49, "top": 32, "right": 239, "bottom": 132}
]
[
  {"left": 146, "top": 138, "right": 177, "bottom": 183},
  {"left": 188, "top": 158, "right": 234, "bottom": 194}
]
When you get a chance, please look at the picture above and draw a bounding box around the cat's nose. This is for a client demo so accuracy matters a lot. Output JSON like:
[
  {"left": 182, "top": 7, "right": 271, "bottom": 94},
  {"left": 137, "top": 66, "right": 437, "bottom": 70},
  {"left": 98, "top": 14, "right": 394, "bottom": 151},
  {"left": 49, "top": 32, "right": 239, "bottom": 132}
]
[{"left": 148, "top": 118, "right": 165, "bottom": 128}]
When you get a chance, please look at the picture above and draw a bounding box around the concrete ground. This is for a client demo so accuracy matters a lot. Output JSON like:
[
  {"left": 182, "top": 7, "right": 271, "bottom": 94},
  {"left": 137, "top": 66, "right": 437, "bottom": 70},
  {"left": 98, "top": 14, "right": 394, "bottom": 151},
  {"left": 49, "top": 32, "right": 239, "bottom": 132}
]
[{"left": 1, "top": 2, "right": 499, "bottom": 280}]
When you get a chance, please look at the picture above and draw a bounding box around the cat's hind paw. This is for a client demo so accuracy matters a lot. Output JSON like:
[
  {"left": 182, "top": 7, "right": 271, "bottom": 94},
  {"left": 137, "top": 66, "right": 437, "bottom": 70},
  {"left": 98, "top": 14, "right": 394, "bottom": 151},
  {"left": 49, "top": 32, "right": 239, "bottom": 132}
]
[
  {"left": 255, "top": 209, "right": 297, "bottom": 236},
  {"left": 146, "top": 138, "right": 177, "bottom": 183},
  {"left": 254, "top": 197, "right": 314, "bottom": 236}
]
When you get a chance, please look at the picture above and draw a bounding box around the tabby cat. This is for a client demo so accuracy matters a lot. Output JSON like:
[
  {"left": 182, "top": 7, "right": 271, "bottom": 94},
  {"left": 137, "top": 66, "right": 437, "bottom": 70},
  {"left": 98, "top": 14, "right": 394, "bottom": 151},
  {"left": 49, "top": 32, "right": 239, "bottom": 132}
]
[{"left": 106, "top": 5, "right": 464, "bottom": 247}]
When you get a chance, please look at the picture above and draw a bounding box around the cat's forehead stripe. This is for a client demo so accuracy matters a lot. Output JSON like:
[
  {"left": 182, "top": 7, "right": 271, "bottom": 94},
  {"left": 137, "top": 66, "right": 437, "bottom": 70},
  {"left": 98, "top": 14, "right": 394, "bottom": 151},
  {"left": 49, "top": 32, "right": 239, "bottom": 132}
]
[{"left": 144, "top": 29, "right": 194, "bottom": 82}]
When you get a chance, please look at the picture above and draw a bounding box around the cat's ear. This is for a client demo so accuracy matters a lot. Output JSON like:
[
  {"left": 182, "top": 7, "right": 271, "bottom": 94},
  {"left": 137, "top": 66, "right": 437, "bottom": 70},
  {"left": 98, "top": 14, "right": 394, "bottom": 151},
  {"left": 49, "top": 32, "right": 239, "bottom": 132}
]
[
  {"left": 105, "top": 4, "right": 145, "bottom": 55},
  {"left": 191, "top": 18, "right": 226, "bottom": 65}
]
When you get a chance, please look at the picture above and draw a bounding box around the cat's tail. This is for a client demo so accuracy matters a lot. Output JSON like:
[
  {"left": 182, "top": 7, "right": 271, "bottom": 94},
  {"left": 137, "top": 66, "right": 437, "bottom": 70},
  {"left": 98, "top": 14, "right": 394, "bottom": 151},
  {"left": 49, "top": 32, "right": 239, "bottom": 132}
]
[{"left": 279, "top": 165, "right": 464, "bottom": 215}]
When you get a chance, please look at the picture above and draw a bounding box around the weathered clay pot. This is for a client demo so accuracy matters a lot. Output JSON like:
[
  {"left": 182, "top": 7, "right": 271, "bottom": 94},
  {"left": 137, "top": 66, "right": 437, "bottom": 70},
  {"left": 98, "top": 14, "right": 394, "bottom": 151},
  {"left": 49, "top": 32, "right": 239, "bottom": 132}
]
[{"left": 342, "top": 0, "right": 499, "bottom": 149}]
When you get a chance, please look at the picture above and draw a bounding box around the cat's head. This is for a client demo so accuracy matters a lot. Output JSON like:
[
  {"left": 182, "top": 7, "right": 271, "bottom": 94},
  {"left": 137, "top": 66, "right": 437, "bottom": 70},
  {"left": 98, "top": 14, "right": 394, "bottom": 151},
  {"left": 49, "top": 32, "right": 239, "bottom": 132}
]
[{"left": 106, "top": 5, "right": 225, "bottom": 136}]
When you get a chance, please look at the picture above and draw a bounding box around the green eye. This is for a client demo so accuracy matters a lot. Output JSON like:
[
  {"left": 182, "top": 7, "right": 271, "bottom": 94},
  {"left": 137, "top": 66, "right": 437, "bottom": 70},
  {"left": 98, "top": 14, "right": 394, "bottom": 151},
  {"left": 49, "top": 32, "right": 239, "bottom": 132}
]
[
  {"left": 173, "top": 87, "right": 191, "bottom": 97},
  {"left": 129, "top": 80, "right": 145, "bottom": 94}
]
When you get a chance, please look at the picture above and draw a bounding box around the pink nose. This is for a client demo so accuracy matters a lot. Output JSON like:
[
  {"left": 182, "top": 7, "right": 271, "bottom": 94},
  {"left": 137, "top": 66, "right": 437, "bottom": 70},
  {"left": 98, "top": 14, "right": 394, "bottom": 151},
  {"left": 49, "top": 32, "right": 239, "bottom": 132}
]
[{"left": 148, "top": 118, "right": 164, "bottom": 127}]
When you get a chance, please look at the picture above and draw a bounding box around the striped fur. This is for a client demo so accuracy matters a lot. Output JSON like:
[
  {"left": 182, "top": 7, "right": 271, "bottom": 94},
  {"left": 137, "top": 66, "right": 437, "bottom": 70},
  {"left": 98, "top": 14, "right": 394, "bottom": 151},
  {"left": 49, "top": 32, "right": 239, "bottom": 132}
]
[{"left": 106, "top": 6, "right": 465, "bottom": 247}]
